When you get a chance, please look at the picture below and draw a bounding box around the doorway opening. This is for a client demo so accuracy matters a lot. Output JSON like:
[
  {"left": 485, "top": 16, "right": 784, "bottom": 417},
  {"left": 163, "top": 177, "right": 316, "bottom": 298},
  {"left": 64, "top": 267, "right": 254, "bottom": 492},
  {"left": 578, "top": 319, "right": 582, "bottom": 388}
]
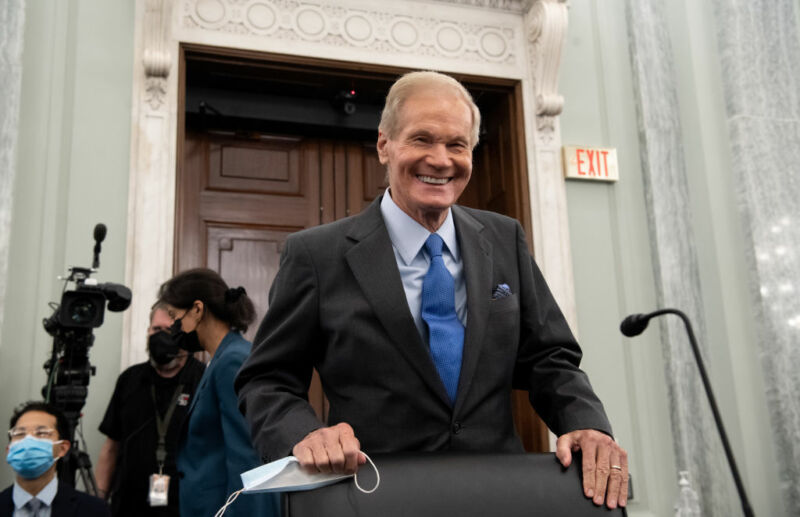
[{"left": 176, "top": 44, "right": 546, "bottom": 452}]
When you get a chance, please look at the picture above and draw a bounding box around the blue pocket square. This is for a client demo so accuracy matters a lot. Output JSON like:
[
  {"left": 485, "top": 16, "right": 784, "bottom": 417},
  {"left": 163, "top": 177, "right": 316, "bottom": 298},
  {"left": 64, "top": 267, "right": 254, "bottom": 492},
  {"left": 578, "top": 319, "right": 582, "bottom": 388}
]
[{"left": 492, "top": 283, "right": 512, "bottom": 299}]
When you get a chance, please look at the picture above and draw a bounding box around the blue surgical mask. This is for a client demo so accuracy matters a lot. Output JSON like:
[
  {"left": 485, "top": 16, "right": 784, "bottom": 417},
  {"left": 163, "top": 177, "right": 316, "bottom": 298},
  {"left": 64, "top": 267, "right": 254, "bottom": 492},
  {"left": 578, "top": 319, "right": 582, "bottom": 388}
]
[{"left": 6, "top": 436, "right": 61, "bottom": 479}]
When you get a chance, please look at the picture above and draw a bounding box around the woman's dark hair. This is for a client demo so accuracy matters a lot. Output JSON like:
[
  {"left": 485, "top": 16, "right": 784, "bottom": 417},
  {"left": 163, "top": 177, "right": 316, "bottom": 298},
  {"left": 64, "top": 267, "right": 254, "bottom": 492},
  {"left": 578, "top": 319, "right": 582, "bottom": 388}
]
[
  {"left": 10, "top": 401, "right": 71, "bottom": 442},
  {"left": 156, "top": 268, "right": 256, "bottom": 332}
]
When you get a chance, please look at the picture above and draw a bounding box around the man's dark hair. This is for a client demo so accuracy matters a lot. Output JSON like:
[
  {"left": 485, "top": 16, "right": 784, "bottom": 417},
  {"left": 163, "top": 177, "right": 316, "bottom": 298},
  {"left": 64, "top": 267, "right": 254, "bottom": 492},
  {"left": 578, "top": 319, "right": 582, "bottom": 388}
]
[{"left": 9, "top": 401, "right": 71, "bottom": 441}]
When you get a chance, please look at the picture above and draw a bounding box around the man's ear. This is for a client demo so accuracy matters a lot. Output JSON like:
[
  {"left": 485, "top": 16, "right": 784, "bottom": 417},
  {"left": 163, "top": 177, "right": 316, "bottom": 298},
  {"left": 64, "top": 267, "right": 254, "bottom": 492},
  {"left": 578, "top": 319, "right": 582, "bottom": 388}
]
[
  {"left": 377, "top": 131, "right": 389, "bottom": 165},
  {"left": 55, "top": 439, "right": 71, "bottom": 460}
]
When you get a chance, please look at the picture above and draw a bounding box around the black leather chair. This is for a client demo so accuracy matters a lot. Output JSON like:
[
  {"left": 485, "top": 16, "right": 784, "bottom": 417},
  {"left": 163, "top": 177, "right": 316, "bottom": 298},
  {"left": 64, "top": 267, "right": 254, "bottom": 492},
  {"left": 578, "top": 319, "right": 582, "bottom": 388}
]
[{"left": 283, "top": 452, "right": 628, "bottom": 517}]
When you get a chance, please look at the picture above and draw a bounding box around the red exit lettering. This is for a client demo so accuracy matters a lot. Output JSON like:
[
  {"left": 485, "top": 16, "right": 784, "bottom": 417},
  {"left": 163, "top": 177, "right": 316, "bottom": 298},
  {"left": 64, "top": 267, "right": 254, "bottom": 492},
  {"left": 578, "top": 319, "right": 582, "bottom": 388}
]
[{"left": 575, "top": 148, "right": 610, "bottom": 177}]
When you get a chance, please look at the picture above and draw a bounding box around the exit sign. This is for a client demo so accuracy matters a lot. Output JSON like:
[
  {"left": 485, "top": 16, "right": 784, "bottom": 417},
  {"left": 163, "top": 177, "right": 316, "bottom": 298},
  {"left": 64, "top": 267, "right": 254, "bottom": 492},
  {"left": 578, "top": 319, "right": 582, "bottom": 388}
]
[{"left": 562, "top": 146, "right": 619, "bottom": 182}]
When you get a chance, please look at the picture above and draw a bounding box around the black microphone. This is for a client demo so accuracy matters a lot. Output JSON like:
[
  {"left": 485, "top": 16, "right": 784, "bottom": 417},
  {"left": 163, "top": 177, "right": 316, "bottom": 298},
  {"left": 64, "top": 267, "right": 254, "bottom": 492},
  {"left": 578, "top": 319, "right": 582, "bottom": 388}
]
[
  {"left": 620, "top": 308, "right": 754, "bottom": 517},
  {"left": 619, "top": 313, "right": 651, "bottom": 337},
  {"left": 94, "top": 223, "right": 107, "bottom": 243},
  {"left": 92, "top": 223, "right": 107, "bottom": 269}
]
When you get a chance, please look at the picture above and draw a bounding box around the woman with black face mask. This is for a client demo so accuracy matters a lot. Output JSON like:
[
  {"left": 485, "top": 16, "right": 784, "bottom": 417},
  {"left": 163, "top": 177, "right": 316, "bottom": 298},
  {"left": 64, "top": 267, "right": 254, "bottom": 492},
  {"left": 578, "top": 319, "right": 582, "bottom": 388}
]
[{"left": 156, "top": 268, "right": 279, "bottom": 517}]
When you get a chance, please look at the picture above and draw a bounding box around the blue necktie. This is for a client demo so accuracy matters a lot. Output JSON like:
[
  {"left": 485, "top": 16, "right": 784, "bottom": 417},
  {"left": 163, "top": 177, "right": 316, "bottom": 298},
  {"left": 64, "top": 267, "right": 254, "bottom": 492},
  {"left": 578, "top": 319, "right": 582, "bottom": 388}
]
[
  {"left": 26, "top": 498, "right": 42, "bottom": 517},
  {"left": 421, "top": 233, "right": 464, "bottom": 405}
]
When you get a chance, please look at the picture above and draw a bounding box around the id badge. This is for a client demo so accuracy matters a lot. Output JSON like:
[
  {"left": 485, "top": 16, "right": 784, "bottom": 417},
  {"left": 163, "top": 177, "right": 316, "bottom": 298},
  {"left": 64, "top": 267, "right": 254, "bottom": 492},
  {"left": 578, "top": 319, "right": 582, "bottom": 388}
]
[{"left": 148, "top": 473, "right": 170, "bottom": 506}]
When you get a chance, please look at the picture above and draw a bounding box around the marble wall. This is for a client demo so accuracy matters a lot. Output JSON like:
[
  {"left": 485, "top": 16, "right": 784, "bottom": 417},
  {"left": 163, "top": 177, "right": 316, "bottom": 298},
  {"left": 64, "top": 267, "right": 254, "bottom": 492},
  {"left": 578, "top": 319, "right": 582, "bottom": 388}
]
[
  {"left": 712, "top": 0, "right": 800, "bottom": 513},
  {"left": 0, "top": 0, "right": 26, "bottom": 346},
  {"left": 625, "top": 0, "right": 738, "bottom": 514}
]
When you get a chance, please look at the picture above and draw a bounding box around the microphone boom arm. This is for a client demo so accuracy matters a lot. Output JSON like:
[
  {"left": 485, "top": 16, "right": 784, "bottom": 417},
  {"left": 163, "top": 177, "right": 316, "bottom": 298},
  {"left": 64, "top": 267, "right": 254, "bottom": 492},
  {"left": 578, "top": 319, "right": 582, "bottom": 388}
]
[{"left": 625, "top": 308, "right": 754, "bottom": 517}]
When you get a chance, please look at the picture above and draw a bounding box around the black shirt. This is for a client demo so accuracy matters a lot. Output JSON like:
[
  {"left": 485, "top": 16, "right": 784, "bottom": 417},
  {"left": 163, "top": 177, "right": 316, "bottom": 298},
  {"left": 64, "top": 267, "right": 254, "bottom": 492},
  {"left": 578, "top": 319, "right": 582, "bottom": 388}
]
[{"left": 99, "top": 358, "right": 204, "bottom": 517}]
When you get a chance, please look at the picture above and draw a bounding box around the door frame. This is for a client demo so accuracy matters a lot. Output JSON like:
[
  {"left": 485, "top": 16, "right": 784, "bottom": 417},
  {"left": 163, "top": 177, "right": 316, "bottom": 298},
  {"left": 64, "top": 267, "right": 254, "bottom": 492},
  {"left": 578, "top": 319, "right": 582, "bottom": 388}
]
[{"left": 176, "top": 42, "right": 535, "bottom": 258}]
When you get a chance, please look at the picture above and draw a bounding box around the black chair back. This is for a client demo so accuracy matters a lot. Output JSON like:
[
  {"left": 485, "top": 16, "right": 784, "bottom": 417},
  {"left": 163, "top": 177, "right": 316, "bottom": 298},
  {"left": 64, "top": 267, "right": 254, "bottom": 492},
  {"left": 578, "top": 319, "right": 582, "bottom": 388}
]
[{"left": 283, "top": 452, "right": 628, "bottom": 517}]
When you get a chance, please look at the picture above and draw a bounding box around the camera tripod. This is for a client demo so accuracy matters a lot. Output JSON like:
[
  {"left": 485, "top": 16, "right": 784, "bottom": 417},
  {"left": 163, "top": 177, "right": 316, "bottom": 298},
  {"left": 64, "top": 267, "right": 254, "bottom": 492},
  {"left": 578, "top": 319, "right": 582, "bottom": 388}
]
[
  {"left": 49, "top": 404, "right": 100, "bottom": 496},
  {"left": 59, "top": 438, "right": 99, "bottom": 496}
]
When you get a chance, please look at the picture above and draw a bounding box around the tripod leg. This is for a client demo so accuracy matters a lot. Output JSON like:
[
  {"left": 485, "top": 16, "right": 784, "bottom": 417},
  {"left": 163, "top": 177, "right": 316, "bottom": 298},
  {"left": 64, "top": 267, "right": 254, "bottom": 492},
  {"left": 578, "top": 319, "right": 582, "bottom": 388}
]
[{"left": 76, "top": 450, "right": 99, "bottom": 496}]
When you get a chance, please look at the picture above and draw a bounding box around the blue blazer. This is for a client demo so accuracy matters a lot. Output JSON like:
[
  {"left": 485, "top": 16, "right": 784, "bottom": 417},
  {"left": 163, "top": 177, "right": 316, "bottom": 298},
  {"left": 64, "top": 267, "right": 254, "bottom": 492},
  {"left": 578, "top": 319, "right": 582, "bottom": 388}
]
[{"left": 178, "top": 331, "right": 278, "bottom": 517}]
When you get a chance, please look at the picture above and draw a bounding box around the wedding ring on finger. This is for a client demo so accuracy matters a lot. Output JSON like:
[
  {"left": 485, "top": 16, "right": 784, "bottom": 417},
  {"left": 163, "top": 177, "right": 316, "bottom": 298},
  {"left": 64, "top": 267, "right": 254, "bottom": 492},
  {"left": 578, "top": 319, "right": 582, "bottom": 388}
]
[{"left": 610, "top": 465, "right": 623, "bottom": 471}]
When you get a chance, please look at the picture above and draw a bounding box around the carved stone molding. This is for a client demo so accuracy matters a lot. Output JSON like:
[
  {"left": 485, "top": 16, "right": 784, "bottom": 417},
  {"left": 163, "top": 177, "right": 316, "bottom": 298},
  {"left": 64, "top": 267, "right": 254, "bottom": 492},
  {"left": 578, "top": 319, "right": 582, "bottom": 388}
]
[
  {"left": 123, "top": 0, "right": 179, "bottom": 368},
  {"left": 434, "top": 0, "right": 534, "bottom": 12},
  {"left": 180, "top": 0, "right": 518, "bottom": 65},
  {"left": 517, "top": 0, "right": 575, "bottom": 333},
  {"left": 143, "top": 0, "right": 172, "bottom": 110},
  {"left": 525, "top": 0, "right": 568, "bottom": 142}
]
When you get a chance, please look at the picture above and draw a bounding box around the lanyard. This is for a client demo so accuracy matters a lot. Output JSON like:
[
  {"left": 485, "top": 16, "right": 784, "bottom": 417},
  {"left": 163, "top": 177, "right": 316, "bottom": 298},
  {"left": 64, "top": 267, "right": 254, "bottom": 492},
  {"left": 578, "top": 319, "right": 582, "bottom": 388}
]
[{"left": 151, "top": 383, "right": 184, "bottom": 474}]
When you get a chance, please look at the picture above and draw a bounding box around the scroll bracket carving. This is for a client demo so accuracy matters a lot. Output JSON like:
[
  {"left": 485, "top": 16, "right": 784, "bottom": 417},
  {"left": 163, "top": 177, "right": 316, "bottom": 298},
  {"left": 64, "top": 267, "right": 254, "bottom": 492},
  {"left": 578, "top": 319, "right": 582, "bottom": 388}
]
[
  {"left": 142, "top": 0, "right": 172, "bottom": 110},
  {"left": 525, "top": 0, "right": 568, "bottom": 137}
]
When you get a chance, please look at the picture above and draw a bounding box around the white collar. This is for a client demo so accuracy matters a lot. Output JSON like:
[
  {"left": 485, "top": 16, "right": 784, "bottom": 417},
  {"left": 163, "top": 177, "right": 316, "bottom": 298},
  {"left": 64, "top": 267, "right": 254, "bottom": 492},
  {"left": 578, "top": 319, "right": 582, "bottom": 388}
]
[
  {"left": 13, "top": 475, "right": 58, "bottom": 509},
  {"left": 380, "top": 189, "right": 459, "bottom": 265}
]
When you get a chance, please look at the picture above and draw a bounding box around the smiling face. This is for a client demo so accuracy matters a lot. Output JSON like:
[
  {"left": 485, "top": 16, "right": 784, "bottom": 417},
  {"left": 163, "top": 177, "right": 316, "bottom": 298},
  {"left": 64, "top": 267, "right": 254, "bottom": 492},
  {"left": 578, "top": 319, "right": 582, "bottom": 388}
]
[{"left": 377, "top": 91, "right": 473, "bottom": 231}]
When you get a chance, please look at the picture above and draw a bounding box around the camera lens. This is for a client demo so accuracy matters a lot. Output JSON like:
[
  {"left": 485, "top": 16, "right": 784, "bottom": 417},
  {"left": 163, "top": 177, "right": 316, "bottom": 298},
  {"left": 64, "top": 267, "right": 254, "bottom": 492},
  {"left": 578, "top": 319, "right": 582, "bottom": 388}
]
[
  {"left": 58, "top": 290, "right": 106, "bottom": 328},
  {"left": 68, "top": 298, "right": 100, "bottom": 325}
]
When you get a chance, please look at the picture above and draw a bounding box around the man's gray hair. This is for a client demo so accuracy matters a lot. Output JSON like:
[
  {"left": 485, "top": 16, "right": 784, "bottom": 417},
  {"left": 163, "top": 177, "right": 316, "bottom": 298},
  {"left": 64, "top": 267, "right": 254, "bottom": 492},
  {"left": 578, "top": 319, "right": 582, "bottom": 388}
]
[
  {"left": 149, "top": 300, "right": 169, "bottom": 325},
  {"left": 378, "top": 71, "right": 481, "bottom": 148}
]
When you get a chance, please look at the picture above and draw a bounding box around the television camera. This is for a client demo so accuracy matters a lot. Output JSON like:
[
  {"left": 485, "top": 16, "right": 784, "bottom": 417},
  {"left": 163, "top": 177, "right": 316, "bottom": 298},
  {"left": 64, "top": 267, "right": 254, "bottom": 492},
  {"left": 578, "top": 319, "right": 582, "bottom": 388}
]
[{"left": 41, "top": 223, "right": 131, "bottom": 491}]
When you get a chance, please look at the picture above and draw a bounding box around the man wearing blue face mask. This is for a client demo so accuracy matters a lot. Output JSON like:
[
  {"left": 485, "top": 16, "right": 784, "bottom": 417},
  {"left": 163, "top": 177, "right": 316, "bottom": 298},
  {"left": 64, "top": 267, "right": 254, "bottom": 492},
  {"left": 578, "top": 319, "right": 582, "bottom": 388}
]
[{"left": 1, "top": 401, "right": 110, "bottom": 516}]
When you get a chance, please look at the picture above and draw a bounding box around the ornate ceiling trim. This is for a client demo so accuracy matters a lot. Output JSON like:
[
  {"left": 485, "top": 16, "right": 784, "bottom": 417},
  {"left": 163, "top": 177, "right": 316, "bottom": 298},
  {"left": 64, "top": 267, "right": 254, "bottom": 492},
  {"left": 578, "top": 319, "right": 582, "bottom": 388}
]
[
  {"left": 180, "top": 0, "right": 520, "bottom": 67},
  {"left": 432, "top": 0, "right": 534, "bottom": 13}
]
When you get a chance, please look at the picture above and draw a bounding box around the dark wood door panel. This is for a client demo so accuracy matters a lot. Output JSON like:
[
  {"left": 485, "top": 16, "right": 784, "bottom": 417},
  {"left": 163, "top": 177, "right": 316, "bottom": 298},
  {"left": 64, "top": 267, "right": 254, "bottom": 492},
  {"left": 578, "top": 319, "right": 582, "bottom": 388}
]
[
  {"left": 178, "top": 131, "right": 323, "bottom": 271},
  {"left": 206, "top": 225, "right": 290, "bottom": 339},
  {"left": 208, "top": 134, "right": 304, "bottom": 194},
  {"left": 206, "top": 223, "right": 328, "bottom": 420},
  {"left": 346, "top": 142, "right": 387, "bottom": 216},
  {"left": 199, "top": 190, "right": 313, "bottom": 227}
]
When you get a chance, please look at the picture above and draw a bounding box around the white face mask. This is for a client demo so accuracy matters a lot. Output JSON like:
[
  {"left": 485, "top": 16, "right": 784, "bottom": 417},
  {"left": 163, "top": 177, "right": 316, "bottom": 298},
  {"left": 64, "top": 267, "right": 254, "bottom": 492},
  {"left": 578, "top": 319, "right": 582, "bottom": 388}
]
[
  {"left": 240, "top": 454, "right": 379, "bottom": 493},
  {"left": 212, "top": 454, "right": 379, "bottom": 517}
]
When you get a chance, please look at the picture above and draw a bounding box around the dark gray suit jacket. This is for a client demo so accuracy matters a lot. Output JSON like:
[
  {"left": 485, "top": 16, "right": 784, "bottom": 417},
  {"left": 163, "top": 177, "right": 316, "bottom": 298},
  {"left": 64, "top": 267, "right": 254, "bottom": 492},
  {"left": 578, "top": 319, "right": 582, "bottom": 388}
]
[{"left": 235, "top": 196, "right": 611, "bottom": 462}]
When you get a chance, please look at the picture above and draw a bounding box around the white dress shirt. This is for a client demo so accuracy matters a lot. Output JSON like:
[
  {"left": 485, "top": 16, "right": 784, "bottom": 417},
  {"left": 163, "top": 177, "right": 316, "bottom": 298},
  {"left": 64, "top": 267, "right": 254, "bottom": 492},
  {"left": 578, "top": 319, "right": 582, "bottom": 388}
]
[
  {"left": 12, "top": 475, "right": 57, "bottom": 517},
  {"left": 380, "top": 189, "right": 467, "bottom": 342}
]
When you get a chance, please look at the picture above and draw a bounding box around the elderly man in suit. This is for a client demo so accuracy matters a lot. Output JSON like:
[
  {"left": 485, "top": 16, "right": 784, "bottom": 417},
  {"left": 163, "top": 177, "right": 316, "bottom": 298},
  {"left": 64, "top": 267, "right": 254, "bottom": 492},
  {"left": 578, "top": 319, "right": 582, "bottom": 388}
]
[
  {"left": 2, "top": 401, "right": 110, "bottom": 516},
  {"left": 236, "top": 71, "right": 629, "bottom": 509}
]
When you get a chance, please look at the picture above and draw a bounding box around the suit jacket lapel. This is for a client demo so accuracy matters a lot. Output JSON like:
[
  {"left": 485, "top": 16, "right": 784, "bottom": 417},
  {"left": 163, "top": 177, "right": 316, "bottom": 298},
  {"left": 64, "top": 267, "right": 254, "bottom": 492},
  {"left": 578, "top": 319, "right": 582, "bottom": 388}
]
[
  {"left": 345, "top": 197, "right": 451, "bottom": 406},
  {"left": 51, "top": 482, "right": 76, "bottom": 517},
  {"left": 452, "top": 205, "right": 492, "bottom": 414},
  {"left": 185, "top": 364, "right": 210, "bottom": 416}
]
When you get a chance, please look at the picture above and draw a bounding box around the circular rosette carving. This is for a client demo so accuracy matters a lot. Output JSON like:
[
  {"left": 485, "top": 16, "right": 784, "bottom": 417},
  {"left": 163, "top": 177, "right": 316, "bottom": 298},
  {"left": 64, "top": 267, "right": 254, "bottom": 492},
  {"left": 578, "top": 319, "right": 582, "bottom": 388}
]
[
  {"left": 242, "top": 0, "right": 278, "bottom": 36},
  {"left": 434, "top": 23, "right": 466, "bottom": 57},
  {"left": 477, "top": 27, "right": 510, "bottom": 61},
  {"left": 341, "top": 13, "right": 375, "bottom": 47},
  {"left": 388, "top": 18, "right": 421, "bottom": 52},
  {"left": 292, "top": 6, "right": 329, "bottom": 41},
  {"left": 190, "top": 0, "right": 229, "bottom": 30}
]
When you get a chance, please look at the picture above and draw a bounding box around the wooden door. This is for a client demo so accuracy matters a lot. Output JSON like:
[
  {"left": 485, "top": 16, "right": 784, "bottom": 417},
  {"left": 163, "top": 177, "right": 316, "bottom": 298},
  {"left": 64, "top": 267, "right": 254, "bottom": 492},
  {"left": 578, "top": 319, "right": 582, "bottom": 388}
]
[{"left": 177, "top": 129, "right": 387, "bottom": 420}]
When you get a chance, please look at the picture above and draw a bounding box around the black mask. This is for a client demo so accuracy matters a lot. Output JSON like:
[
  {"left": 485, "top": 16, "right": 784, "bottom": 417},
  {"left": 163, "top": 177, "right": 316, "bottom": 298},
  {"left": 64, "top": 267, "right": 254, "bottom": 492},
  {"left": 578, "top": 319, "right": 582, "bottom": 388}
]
[
  {"left": 148, "top": 330, "right": 180, "bottom": 365},
  {"left": 169, "top": 316, "right": 203, "bottom": 353}
]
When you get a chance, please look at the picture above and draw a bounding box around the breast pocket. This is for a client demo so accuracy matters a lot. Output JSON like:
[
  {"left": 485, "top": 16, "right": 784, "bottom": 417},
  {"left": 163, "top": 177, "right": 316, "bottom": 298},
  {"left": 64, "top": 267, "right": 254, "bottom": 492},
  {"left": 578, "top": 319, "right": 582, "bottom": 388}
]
[
  {"left": 484, "top": 294, "right": 520, "bottom": 357},
  {"left": 488, "top": 293, "right": 519, "bottom": 314}
]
